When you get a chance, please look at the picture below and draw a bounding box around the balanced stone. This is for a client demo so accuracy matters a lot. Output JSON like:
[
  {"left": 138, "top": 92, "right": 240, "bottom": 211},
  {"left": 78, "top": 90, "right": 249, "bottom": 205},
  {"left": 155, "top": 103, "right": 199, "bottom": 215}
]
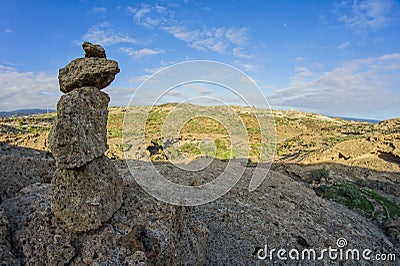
[
  {"left": 49, "top": 87, "right": 109, "bottom": 169},
  {"left": 82, "top": 41, "right": 106, "bottom": 58},
  {"left": 51, "top": 155, "right": 123, "bottom": 232},
  {"left": 58, "top": 57, "right": 120, "bottom": 93},
  {"left": 50, "top": 42, "right": 122, "bottom": 232}
]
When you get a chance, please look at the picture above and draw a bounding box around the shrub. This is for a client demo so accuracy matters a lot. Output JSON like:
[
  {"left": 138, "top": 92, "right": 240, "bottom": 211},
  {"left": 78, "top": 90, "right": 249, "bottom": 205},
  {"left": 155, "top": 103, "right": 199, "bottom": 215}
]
[{"left": 311, "top": 168, "right": 329, "bottom": 181}]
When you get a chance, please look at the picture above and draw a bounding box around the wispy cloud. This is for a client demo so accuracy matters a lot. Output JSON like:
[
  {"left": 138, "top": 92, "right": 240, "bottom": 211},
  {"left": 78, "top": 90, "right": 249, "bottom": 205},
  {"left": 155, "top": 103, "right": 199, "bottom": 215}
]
[
  {"left": 337, "top": 41, "right": 351, "bottom": 49},
  {"left": 82, "top": 22, "right": 136, "bottom": 46},
  {"left": 127, "top": 5, "right": 171, "bottom": 28},
  {"left": 4, "top": 28, "right": 13, "bottom": 33},
  {"left": 190, "top": 35, "right": 227, "bottom": 53},
  {"left": 91, "top": 6, "right": 107, "bottom": 14},
  {"left": 129, "top": 66, "right": 166, "bottom": 84},
  {"left": 336, "top": 0, "right": 399, "bottom": 30},
  {"left": 268, "top": 53, "right": 400, "bottom": 119},
  {"left": 105, "top": 86, "right": 136, "bottom": 107},
  {"left": 127, "top": 3, "right": 251, "bottom": 57},
  {"left": 121, "top": 47, "right": 165, "bottom": 59},
  {"left": 234, "top": 60, "right": 259, "bottom": 73},
  {"left": 233, "top": 47, "right": 252, "bottom": 59},
  {"left": 0, "top": 65, "right": 59, "bottom": 111},
  {"left": 290, "top": 66, "right": 315, "bottom": 85},
  {"left": 225, "top": 27, "right": 247, "bottom": 46}
]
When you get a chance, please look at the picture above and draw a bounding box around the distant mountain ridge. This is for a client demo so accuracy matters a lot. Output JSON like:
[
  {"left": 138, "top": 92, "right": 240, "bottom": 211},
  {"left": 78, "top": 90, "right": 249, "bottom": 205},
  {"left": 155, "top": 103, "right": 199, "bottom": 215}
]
[
  {"left": 334, "top": 116, "right": 381, "bottom": 124},
  {"left": 0, "top": 107, "right": 386, "bottom": 124},
  {"left": 0, "top": 109, "right": 56, "bottom": 118}
]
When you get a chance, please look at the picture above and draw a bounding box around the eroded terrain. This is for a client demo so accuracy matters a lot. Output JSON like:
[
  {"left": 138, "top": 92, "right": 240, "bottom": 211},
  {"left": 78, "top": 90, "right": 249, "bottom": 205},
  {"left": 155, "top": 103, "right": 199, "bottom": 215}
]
[{"left": 0, "top": 105, "right": 399, "bottom": 264}]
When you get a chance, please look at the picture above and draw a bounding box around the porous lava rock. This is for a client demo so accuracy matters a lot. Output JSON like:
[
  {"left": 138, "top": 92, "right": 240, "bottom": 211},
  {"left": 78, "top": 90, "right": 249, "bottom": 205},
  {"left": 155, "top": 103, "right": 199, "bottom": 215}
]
[
  {"left": 58, "top": 57, "right": 119, "bottom": 93},
  {"left": 49, "top": 87, "right": 109, "bottom": 169},
  {"left": 51, "top": 155, "right": 123, "bottom": 232},
  {"left": 82, "top": 41, "right": 106, "bottom": 58},
  {"left": 49, "top": 42, "right": 123, "bottom": 232}
]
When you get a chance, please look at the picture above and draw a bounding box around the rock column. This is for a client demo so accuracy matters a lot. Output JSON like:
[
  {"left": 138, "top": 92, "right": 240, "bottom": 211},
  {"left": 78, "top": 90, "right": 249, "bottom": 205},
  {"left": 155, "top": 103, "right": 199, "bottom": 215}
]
[{"left": 49, "top": 42, "right": 123, "bottom": 232}]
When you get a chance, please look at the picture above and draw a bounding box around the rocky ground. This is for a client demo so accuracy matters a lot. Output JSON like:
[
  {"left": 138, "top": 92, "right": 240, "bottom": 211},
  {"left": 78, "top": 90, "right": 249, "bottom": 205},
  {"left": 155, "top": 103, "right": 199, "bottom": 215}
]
[
  {"left": 0, "top": 107, "right": 399, "bottom": 264},
  {"left": 0, "top": 144, "right": 209, "bottom": 265}
]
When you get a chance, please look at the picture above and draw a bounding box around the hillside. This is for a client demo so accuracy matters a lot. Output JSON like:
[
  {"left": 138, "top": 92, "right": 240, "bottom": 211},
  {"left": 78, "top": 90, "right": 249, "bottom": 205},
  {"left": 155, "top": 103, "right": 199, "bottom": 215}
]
[{"left": 0, "top": 105, "right": 399, "bottom": 264}]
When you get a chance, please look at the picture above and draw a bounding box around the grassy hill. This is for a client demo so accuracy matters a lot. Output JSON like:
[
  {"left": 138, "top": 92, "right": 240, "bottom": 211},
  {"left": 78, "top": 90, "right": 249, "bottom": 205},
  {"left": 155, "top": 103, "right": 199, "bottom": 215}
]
[{"left": 2, "top": 104, "right": 397, "bottom": 167}]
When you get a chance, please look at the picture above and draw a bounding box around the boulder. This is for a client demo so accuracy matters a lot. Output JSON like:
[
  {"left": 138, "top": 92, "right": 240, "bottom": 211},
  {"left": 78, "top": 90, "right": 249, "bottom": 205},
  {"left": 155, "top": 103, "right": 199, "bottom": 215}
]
[
  {"left": 49, "top": 87, "right": 109, "bottom": 169},
  {"left": 51, "top": 155, "right": 123, "bottom": 232},
  {"left": 0, "top": 173, "right": 208, "bottom": 264},
  {"left": 82, "top": 42, "right": 106, "bottom": 58},
  {"left": 58, "top": 57, "right": 119, "bottom": 93}
]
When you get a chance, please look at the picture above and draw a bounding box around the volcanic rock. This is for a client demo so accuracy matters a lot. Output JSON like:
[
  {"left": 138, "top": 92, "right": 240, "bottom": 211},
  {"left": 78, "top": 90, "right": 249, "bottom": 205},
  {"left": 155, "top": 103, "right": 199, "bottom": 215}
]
[
  {"left": 0, "top": 143, "right": 55, "bottom": 201},
  {"left": 0, "top": 206, "right": 17, "bottom": 264},
  {"left": 0, "top": 172, "right": 208, "bottom": 264},
  {"left": 51, "top": 155, "right": 123, "bottom": 232},
  {"left": 82, "top": 41, "right": 106, "bottom": 58},
  {"left": 49, "top": 87, "right": 109, "bottom": 169},
  {"left": 58, "top": 57, "right": 119, "bottom": 93}
]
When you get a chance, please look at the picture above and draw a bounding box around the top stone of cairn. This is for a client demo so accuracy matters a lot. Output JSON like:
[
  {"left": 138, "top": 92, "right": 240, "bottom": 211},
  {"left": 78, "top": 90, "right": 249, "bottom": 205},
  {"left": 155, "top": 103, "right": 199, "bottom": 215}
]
[
  {"left": 58, "top": 42, "right": 120, "bottom": 93},
  {"left": 82, "top": 41, "right": 106, "bottom": 58}
]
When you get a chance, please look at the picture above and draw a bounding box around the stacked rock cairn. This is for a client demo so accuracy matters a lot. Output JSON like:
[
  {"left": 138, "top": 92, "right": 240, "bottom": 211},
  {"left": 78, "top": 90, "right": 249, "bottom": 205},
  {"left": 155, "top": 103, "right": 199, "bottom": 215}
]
[{"left": 49, "top": 42, "right": 123, "bottom": 232}]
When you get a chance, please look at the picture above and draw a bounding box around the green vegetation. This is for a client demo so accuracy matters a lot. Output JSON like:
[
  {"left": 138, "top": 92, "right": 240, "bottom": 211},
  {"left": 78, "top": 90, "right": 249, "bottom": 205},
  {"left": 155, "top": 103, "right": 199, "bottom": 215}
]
[
  {"left": 362, "top": 189, "right": 400, "bottom": 219},
  {"left": 180, "top": 142, "right": 201, "bottom": 156},
  {"left": 142, "top": 105, "right": 247, "bottom": 161},
  {"left": 311, "top": 168, "right": 330, "bottom": 181},
  {"left": 18, "top": 119, "right": 23, "bottom": 131},
  {"left": 315, "top": 183, "right": 400, "bottom": 222},
  {"left": 1, "top": 105, "right": 390, "bottom": 162},
  {"left": 316, "top": 183, "right": 374, "bottom": 217},
  {"left": 107, "top": 112, "right": 124, "bottom": 138},
  {"left": 117, "top": 143, "right": 131, "bottom": 152},
  {"left": 107, "top": 128, "right": 122, "bottom": 138}
]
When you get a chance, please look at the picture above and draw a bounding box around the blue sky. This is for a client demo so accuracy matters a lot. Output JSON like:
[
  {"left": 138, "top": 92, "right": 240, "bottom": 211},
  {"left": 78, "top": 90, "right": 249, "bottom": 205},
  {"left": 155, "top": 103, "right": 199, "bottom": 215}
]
[{"left": 0, "top": 0, "right": 399, "bottom": 119}]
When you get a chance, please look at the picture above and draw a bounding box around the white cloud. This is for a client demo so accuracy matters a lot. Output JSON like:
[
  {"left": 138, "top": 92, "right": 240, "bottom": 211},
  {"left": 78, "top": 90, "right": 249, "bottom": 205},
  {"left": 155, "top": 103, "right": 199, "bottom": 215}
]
[
  {"left": 268, "top": 53, "right": 400, "bottom": 119},
  {"left": 128, "top": 4, "right": 251, "bottom": 57},
  {"left": 0, "top": 66, "right": 59, "bottom": 111},
  {"left": 129, "top": 75, "right": 150, "bottom": 84},
  {"left": 190, "top": 38, "right": 227, "bottom": 53},
  {"left": 225, "top": 28, "right": 247, "bottom": 46},
  {"left": 129, "top": 6, "right": 151, "bottom": 21},
  {"left": 313, "top": 62, "right": 324, "bottom": 69},
  {"left": 105, "top": 86, "right": 136, "bottom": 107},
  {"left": 82, "top": 22, "right": 136, "bottom": 46},
  {"left": 4, "top": 28, "right": 13, "bottom": 33},
  {"left": 164, "top": 25, "right": 200, "bottom": 42},
  {"left": 128, "top": 66, "right": 166, "bottom": 84},
  {"left": 337, "top": 0, "right": 398, "bottom": 30},
  {"left": 92, "top": 6, "right": 107, "bottom": 14},
  {"left": 234, "top": 60, "right": 259, "bottom": 73},
  {"left": 168, "top": 26, "right": 249, "bottom": 54},
  {"left": 121, "top": 47, "right": 165, "bottom": 59},
  {"left": 286, "top": 66, "right": 316, "bottom": 87},
  {"left": 337, "top": 41, "right": 351, "bottom": 49},
  {"left": 233, "top": 47, "right": 252, "bottom": 59},
  {"left": 127, "top": 5, "right": 172, "bottom": 28}
]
